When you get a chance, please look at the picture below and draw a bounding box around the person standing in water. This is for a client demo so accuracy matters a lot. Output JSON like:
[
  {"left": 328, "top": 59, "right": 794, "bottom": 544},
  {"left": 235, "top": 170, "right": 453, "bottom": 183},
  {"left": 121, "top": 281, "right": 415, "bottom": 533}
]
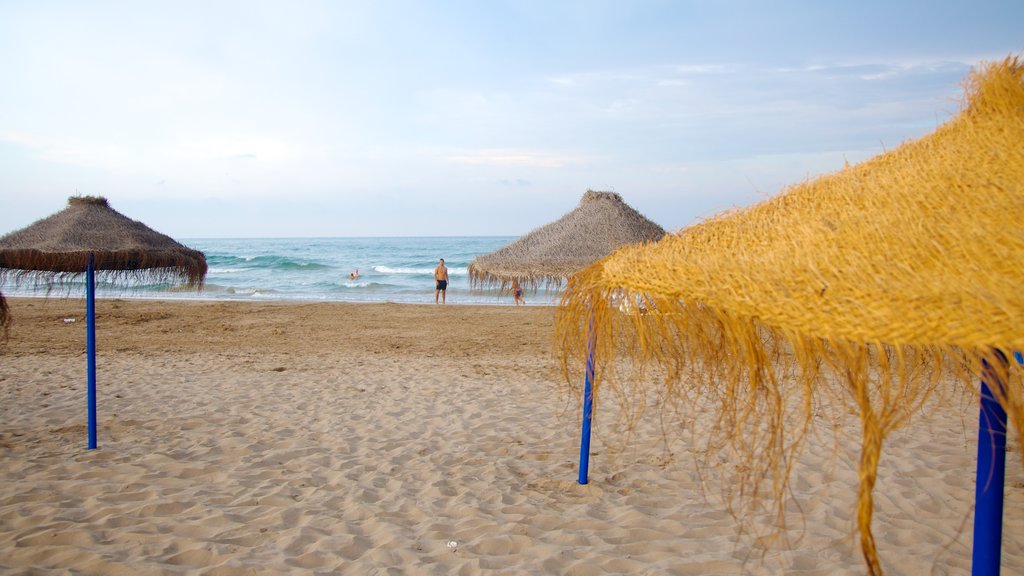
[{"left": 434, "top": 258, "right": 449, "bottom": 304}]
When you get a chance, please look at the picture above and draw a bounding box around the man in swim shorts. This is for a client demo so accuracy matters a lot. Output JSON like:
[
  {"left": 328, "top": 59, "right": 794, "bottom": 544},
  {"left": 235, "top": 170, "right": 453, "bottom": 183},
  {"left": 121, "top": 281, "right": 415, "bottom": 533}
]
[{"left": 434, "top": 258, "right": 449, "bottom": 304}]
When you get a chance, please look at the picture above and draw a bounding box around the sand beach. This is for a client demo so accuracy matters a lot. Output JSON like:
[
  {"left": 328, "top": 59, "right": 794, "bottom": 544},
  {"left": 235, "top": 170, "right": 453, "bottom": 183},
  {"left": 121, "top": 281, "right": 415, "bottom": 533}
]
[{"left": 1, "top": 297, "right": 1022, "bottom": 575}]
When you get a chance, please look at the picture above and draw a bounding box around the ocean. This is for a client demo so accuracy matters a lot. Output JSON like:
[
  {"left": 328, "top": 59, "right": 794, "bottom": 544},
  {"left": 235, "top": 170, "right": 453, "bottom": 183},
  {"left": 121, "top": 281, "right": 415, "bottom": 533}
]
[{"left": 2, "top": 237, "right": 561, "bottom": 306}]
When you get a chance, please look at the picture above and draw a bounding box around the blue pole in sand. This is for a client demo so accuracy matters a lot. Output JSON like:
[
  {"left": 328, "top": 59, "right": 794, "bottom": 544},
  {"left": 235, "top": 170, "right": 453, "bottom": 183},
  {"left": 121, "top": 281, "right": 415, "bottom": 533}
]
[
  {"left": 86, "top": 254, "right": 97, "bottom": 450},
  {"left": 971, "top": 351, "right": 1020, "bottom": 575},
  {"left": 578, "top": 318, "right": 596, "bottom": 484}
]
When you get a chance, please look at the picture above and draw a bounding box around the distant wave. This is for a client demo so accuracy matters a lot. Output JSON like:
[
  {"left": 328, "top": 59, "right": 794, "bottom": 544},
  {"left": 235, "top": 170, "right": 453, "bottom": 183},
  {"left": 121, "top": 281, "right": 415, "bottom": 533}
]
[
  {"left": 372, "top": 266, "right": 468, "bottom": 276},
  {"left": 336, "top": 281, "right": 393, "bottom": 290},
  {"left": 151, "top": 283, "right": 282, "bottom": 298},
  {"left": 224, "top": 287, "right": 280, "bottom": 296},
  {"left": 206, "top": 255, "right": 254, "bottom": 266},
  {"left": 207, "top": 254, "right": 330, "bottom": 272}
]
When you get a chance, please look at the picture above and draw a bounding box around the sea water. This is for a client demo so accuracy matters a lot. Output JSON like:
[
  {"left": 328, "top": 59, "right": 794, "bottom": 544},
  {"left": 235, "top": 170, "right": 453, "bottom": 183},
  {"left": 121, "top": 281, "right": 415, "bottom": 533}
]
[{"left": 2, "top": 237, "right": 561, "bottom": 306}]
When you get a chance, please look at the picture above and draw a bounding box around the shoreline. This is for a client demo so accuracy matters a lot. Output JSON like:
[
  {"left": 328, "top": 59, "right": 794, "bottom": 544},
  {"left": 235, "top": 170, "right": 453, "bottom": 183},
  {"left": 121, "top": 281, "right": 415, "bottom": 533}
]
[{"left": 0, "top": 291, "right": 562, "bottom": 309}]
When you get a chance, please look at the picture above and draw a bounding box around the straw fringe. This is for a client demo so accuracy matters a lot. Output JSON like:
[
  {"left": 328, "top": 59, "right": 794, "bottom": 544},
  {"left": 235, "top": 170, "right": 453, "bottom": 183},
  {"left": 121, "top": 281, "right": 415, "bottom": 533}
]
[
  {"left": 0, "top": 250, "right": 206, "bottom": 287},
  {"left": 557, "top": 281, "right": 990, "bottom": 576},
  {"left": 556, "top": 55, "right": 1024, "bottom": 575}
]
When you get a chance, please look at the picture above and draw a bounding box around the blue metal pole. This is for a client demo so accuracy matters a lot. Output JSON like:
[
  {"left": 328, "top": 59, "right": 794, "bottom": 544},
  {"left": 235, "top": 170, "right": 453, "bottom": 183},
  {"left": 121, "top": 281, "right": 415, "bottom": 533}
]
[
  {"left": 86, "top": 254, "right": 97, "bottom": 450},
  {"left": 972, "top": 354, "right": 1014, "bottom": 575},
  {"left": 578, "top": 317, "right": 596, "bottom": 485}
]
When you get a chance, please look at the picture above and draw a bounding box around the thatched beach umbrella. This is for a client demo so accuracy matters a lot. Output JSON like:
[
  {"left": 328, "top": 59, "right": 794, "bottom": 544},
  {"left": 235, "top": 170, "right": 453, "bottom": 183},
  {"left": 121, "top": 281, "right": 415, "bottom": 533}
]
[
  {"left": 470, "top": 189, "right": 664, "bottom": 485},
  {"left": 556, "top": 57, "right": 1024, "bottom": 575},
  {"left": 468, "top": 190, "right": 665, "bottom": 291},
  {"left": 0, "top": 195, "right": 207, "bottom": 449}
]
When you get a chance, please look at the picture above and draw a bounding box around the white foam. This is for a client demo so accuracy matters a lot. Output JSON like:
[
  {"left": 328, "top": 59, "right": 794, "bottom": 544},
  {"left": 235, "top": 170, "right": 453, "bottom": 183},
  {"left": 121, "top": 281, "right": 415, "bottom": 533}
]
[{"left": 372, "top": 266, "right": 468, "bottom": 275}]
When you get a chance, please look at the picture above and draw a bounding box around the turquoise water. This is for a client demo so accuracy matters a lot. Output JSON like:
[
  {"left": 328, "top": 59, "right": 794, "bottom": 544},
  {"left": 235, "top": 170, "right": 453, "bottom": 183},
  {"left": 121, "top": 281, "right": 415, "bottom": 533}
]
[{"left": 2, "top": 237, "right": 561, "bottom": 306}]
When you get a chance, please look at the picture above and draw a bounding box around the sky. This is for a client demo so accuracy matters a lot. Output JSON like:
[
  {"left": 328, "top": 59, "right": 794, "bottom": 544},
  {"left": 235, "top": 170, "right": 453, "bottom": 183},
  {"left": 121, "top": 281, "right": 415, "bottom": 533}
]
[{"left": 1, "top": 1, "right": 1021, "bottom": 239}]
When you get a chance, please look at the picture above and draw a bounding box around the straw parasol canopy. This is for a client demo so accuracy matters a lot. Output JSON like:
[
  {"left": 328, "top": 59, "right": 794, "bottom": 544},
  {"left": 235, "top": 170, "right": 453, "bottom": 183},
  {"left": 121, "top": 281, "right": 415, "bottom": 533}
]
[
  {"left": 469, "top": 190, "right": 665, "bottom": 291},
  {"left": 0, "top": 195, "right": 206, "bottom": 283},
  {"left": 0, "top": 195, "right": 207, "bottom": 336},
  {"left": 556, "top": 56, "right": 1024, "bottom": 574}
]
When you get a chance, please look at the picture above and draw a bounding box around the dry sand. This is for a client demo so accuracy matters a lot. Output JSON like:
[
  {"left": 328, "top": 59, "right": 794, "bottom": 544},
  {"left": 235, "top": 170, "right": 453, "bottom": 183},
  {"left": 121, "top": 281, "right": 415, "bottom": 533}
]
[{"left": 1, "top": 297, "right": 1022, "bottom": 575}]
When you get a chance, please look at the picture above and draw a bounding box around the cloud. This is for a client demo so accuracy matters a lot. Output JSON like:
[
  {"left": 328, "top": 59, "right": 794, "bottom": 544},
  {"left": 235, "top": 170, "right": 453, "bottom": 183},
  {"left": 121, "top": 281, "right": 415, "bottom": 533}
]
[
  {"left": 498, "top": 178, "right": 532, "bottom": 187},
  {"left": 548, "top": 63, "right": 733, "bottom": 88},
  {"left": 652, "top": 163, "right": 691, "bottom": 174},
  {"left": 668, "top": 63, "right": 733, "bottom": 75},
  {"left": 545, "top": 68, "right": 654, "bottom": 87},
  {"left": 547, "top": 63, "right": 730, "bottom": 90},
  {"left": 441, "top": 148, "right": 589, "bottom": 169},
  {"left": 773, "top": 59, "right": 973, "bottom": 81},
  {"left": 1, "top": 129, "right": 300, "bottom": 173},
  {"left": 0, "top": 131, "right": 48, "bottom": 148},
  {"left": 173, "top": 137, "right": 297, "bottom": 164}
]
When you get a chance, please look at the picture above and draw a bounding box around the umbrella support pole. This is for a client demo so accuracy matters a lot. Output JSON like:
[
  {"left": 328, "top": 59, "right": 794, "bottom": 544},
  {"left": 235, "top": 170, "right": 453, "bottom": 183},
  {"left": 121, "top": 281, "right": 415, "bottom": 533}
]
[
  {"left": 971, "top": 351, "right": 1020, "bottom": 575},
  {"left": 86, "top": 255, "right": 97, "bottom": 450},
  {"left": 577, "top": 317, "right": 596, "bottom": 484}
]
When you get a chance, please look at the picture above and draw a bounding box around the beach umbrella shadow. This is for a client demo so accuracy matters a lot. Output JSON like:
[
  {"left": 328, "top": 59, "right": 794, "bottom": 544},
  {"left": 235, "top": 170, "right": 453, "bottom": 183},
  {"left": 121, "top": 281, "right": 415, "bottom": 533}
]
[
  {"left": 0, "top": 195, "right": 207, "bottom": 449},
  {"left": 556, "top": 56, "right": 1024, "bottom": 575}
]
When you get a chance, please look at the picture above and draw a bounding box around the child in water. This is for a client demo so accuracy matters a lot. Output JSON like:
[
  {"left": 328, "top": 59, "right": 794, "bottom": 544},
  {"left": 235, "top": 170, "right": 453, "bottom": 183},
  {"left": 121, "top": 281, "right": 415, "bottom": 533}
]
[{"left": 511, "top": 278, "right": 525, "bottom": 306}]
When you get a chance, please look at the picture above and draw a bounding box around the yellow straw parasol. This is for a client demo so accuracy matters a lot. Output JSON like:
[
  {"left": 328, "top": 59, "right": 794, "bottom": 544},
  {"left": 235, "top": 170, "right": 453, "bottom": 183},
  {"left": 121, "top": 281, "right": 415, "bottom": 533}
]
[
  {"left": 0, "top": 195, "right": 207, "bottom": 448},
  {"left": 556, "top": 56, "right": 1024, "bottom": 574},
  {"left": 469, "top": 190, "right": 665, "bottom": 292}
]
